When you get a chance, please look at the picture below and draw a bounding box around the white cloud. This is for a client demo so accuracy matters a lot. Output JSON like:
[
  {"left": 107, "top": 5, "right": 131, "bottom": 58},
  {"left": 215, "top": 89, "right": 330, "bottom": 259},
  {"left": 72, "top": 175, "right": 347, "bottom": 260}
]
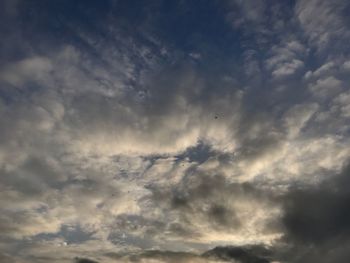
[
  {"left": 342, "top": 60, "right": 350, "bottom": 71},
  {"left": 283, "top": 103, "right": 318, "bottom": 138},
  {"left": 272, "top": 59, "right": 304, "bottom": 78},
  {"left": 0, "top": 56, "right": 53, "bottom": 87},
  {"left": 266, "top": 41, "right": 306, "bottom": 78},
  {"left": 309, "top": 76, "right": 342, "bottom": 98},
  {"left": 333, "top": 90, "right": 350, "bottom": 118},
  {"left": 296, "top": 0, "right": 349, "bottom": 49}
]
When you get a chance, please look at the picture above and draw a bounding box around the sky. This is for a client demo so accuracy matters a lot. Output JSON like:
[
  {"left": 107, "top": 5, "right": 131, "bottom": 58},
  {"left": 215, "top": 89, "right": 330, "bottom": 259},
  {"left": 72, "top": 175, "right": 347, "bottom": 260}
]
[{"left": 0, "top": 0, "right": 350, "bottom": 262}]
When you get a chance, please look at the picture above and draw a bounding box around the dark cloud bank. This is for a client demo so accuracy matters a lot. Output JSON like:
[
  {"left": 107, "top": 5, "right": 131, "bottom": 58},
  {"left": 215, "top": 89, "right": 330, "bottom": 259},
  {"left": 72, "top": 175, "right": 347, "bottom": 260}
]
[
  {"left": 279, "top": 164, "right": 350, "bottom": 263},
  {"left": 103, "top": 245, "right": 272, "bottom": 262}
]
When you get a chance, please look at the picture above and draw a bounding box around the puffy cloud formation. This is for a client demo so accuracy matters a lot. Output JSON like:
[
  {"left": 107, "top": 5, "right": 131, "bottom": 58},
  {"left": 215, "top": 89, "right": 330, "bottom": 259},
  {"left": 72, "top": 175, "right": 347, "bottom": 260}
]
[{"left": 1, "top": 0, "right": 350, "bottom": 262}]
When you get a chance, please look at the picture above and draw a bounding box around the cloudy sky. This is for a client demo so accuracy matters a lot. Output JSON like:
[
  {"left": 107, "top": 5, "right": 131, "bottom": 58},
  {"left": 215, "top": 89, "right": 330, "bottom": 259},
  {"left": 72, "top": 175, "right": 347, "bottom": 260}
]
[{"left": 1, "top": 0, "right": 350, "bottom": 262}]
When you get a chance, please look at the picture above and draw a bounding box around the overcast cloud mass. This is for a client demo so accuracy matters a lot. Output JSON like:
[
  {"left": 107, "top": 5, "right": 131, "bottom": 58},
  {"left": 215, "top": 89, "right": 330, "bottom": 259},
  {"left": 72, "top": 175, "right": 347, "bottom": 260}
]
[{"left": 1, "top": 0, "right": 350, "bottom": 262}]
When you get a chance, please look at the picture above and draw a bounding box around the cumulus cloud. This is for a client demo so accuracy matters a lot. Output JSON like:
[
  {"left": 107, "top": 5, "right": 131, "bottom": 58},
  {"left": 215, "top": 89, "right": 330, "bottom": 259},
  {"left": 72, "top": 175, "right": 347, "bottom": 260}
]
[
  {"left": 308, "top": 76, "right": 342, "bottom": 98},
  {"left": 265, "top": 40, "right": 306, "bottom": 79},
  {"left": 271, "top": 59, "right": 304, "bottom": 78}
]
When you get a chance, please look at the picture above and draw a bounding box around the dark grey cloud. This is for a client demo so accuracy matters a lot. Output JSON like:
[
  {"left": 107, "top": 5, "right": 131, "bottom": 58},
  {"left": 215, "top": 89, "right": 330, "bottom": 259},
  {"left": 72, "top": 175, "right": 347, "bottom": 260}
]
[
  {"left": 140, "top": 172, "right": 281, "bottom": 244},
  {"left": 74, "top": 258, "right": 99, "bottom": 263},
  {"left": 203, "top": 246, "right": 271, "bottom": 263},
  {"left": 104, "top": 245, "right": 272, "bottom": 263},
  {"left": 106, "top": 250, "right": 202, "bottom": 263},
  {"left": 277, "top": 163, "right": 350, "bottom": 263},
  {"left": 282, "top": 164, "right": 350, "bottom": 244}
]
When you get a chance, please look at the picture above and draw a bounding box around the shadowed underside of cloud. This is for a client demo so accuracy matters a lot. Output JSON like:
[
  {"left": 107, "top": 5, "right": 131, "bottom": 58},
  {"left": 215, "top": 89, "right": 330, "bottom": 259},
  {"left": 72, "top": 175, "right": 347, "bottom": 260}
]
[
  {"left": 278, "top": 164, "right": 350, "bottom": 263},
  {"left": 202, "top": 246, "right": 271, "bottom": 263},
  {"left": 139, "top": 173, "right": 281, "bottom": 244},
  {"left": 102, "top": 245, "right": 272, "bottom": 263},
  {"left": 75, "top": 258, "right": 99, "bottom": 263}
]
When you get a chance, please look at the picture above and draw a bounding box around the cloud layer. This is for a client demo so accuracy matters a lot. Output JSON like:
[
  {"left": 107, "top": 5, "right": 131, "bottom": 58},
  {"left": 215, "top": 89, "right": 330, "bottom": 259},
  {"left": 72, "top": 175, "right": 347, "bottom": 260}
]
[{"left": 1, "top": 0, "right": 350, "bottom": 262}]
